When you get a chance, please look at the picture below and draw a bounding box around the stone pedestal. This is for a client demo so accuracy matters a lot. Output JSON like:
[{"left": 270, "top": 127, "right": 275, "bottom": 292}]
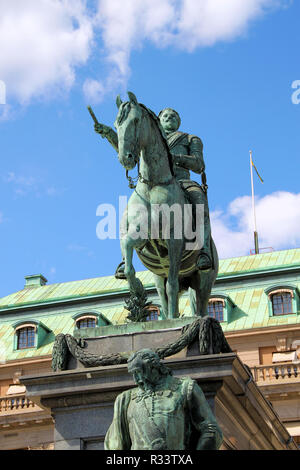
[{"left": 21, "top": 352, "right": 297, "bottom": 450}]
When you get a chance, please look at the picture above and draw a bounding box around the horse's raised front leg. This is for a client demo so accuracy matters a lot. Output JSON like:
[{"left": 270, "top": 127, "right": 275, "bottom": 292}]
[{"left": 166, "top": 239, "right": 183, "bottom": 319}]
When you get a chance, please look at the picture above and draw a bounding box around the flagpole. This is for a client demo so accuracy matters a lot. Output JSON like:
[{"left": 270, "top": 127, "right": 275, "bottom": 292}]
[{"left": 250, "top": 150, "right": 259, "bottom": 254}]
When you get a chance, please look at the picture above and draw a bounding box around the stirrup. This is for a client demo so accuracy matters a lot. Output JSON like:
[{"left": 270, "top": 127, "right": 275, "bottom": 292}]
[{"left": 114, "top": 261, "right": 126, "bottom": 280}]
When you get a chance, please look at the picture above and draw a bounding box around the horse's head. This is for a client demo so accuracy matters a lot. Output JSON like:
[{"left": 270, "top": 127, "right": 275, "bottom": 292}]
[{"left": 114, "top": 92, "right": 144, "bottom": 171}]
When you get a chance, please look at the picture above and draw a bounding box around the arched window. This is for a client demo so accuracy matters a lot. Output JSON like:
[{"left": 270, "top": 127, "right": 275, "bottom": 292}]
[
  {"left": 265, "top": 286, "right": 299, "bottom": 317},
  {"left": 145, "top": 306, "right": 160, "bottom": 322},
  {"left": 76, "top": 316, "right": 97, "bottom": 329},
  {"left": 271, "top": 291, "right": 293, "bottom": 315},
  {"left": 17, "top": 326, "right": 36, "bottom": 349},
  {"left": 206, "top": 294, "right": 234, "bottom": 323},
  {"left": 72, "top": 312, "right": 111, "bottom": 331},
  {"left": 207, "top": 300, "right": 224, "bottom": 322},
  {"left": 12, "top": 320, "right": 51, "bottom": 351}
]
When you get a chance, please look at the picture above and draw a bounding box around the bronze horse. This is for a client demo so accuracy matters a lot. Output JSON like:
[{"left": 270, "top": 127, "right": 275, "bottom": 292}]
[{"left": 115, "top": 92, "right": 218, "bottom": 319}]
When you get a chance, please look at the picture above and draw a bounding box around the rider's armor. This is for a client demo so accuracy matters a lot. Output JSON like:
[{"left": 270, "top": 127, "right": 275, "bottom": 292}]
[
  {"left": 167, "top": 130, "right": 212, "bottom": 271},
  {"left": 168, "top": 131, "right": 204, "bottom": 180}
]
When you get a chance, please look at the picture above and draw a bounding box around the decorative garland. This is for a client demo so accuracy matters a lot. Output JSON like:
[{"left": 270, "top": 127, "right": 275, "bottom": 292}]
[{"left": 52, "top": 316, "right": 232, "bottom": 372}]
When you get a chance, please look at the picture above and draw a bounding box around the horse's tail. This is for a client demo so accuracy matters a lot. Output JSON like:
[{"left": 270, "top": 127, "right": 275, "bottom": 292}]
[{"left": 210, "top": 237, "right": 219, "bottom": 279}]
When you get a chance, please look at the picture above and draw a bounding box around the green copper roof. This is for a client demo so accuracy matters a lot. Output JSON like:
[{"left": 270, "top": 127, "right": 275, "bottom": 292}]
[
  {"left": 0, "top": 248, "right": 300, "bottom": 363},
  {"left": 1, "top": 248, "right": 299, "bottom": 311},
  {"left": 218, "top": 248, "right": 300, "bottom": 277},
  {"left": 0, "top": 271, "right": 154, "bottom": 311}
]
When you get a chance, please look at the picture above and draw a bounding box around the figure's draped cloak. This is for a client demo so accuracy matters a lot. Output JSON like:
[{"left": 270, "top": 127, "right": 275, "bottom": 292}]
[{"left": 104, "top": 389, "right": 132, "bottom": 450}]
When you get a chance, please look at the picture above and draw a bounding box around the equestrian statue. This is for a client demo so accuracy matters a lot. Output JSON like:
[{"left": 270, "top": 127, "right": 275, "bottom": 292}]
[{"left": 90, "top": 92, "right": 218, "bottom": 320}]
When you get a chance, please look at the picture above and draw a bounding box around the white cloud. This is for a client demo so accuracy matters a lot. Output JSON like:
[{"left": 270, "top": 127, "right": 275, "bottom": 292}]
[
  {"left": 4, "top": 171, "right": 62, "bottom": 197},
  {"left": 90, "top": 0, "right": 285, "bottom": 99},
  {"left": 0, "top": 0, "right": 94, "bottom": 104},
  {"left": 67, "top": 243, "right": 94, "bottom": 256},
  {"left": 174, "top": 0, "right": 276, "bottom": 49},
  {"left": 83, "top": 78, "right": 106, "bottom": 104},
  {"left": 5, "top": 172, "right": 36, "bottom": 187},
  {"left": 0, "top": 104, "right": 13, "bottom": 122},
  {"left": 45, "top": 186, "right": 66, "bottom": 197},
  {"left": 211, "top": 191, "right": 300, "bottom": 259},
  {"left": 0, "top": 0, "right": 288, "bottom": 105},
  {"left": 4, "top": 171, "right": 39, "bottom": 196},
  {"left": 0, "top": 212, "right": 3, "bottom": 224}
]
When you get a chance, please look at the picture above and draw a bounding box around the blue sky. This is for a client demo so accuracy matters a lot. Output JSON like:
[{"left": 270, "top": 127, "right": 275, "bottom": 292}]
[{"left": 0, "top": 0, "right": 299, "bottom": 298}]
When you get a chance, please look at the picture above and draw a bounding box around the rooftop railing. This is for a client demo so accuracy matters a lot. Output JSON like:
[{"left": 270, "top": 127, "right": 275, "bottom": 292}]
[
  {"left": 0, "top": 394, "right": 37, "bottom": 415},
  {"left": 251, "top": 362, "right": 300, "bottom": 384}
]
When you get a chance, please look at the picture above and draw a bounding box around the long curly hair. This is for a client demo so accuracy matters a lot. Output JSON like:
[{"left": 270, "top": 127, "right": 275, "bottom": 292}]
[{"left": 127, "top": 349, "right": 172, "bottom": 377}]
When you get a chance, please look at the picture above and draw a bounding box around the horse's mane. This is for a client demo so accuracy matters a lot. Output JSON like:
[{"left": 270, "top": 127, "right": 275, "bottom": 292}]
[
  {"left": 115, "top": 101, "right": 130, "bottom": 126},
  {"left": 140, "top": 103, "right": 175, "bottom": 177},
  {"left": 115, "top": 101, "right": 174, "bottom": 177}
]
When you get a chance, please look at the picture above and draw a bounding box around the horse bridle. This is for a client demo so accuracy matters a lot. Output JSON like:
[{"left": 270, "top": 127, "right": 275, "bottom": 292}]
[
  {"left": 124, "top": 107, "right": 175, "bottom": 190},
  {"left": 124, "top": 107, "right": 142, "bottom": 189},
  {"left": 126, "top": 166, "right": 139, "bottom": 189}
]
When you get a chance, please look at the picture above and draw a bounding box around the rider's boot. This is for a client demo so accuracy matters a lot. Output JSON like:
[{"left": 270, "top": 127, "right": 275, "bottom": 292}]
[
  {"left": 181, "top": 182, "right": 213, "bottom": 271},
  {"left": 196, "top": 217, "right": 212, "bottom": 271},
  {"left": 196, "top": 251, "right": 212, "bottom": 270},
  {"left": 196, "top": 194, "right": 213, "bottom": 270}
]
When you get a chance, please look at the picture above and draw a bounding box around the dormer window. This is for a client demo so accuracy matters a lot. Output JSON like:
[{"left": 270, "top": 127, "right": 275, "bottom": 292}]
[
  {"left": 265, "top": 285, "right": 300, "bottom": 317},
  {"left": 206, "top": 294, "right": 235, "bottom": 323},
  {"left": 145, "top": 306, "right": 160, "bottom": 322},
  {"left": 207, "top": 299, "right": 224, "bottom": 322},
  {"left": 72, "top": 312, "right": 111, "bottom": 330},
  {"left": 271, "top": 291, "right": 293, "bottom": 315},
  {"left": 13, "top": 320, "right": 51, "bottom": 351},
  {"left": 17, "top": 326, "right": 36, "bottom": 349},
  {"left": 76, "top": 316, "right": 97, "bottom": 329}
]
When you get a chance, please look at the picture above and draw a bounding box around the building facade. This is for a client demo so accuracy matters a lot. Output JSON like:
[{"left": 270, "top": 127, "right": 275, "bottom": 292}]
[{"left": 1, "top": 248, "right": 300, "bottom": 450}]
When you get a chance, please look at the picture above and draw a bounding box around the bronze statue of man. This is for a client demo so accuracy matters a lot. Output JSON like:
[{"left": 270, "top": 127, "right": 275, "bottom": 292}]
[
  {"left": 158, "top": 107, "right": 212, "bottom": 270},
  {"left": 104, "top": 349, "right": 222, "bottom": 450},
  {"left": 94, "top": 105, "right": 213, "bottom": 278}
]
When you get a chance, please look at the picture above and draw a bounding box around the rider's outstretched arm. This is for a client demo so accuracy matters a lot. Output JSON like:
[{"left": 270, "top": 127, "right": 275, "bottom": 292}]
[{"left": 94, "top": 123, "right": 119, "bottom": 152}]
